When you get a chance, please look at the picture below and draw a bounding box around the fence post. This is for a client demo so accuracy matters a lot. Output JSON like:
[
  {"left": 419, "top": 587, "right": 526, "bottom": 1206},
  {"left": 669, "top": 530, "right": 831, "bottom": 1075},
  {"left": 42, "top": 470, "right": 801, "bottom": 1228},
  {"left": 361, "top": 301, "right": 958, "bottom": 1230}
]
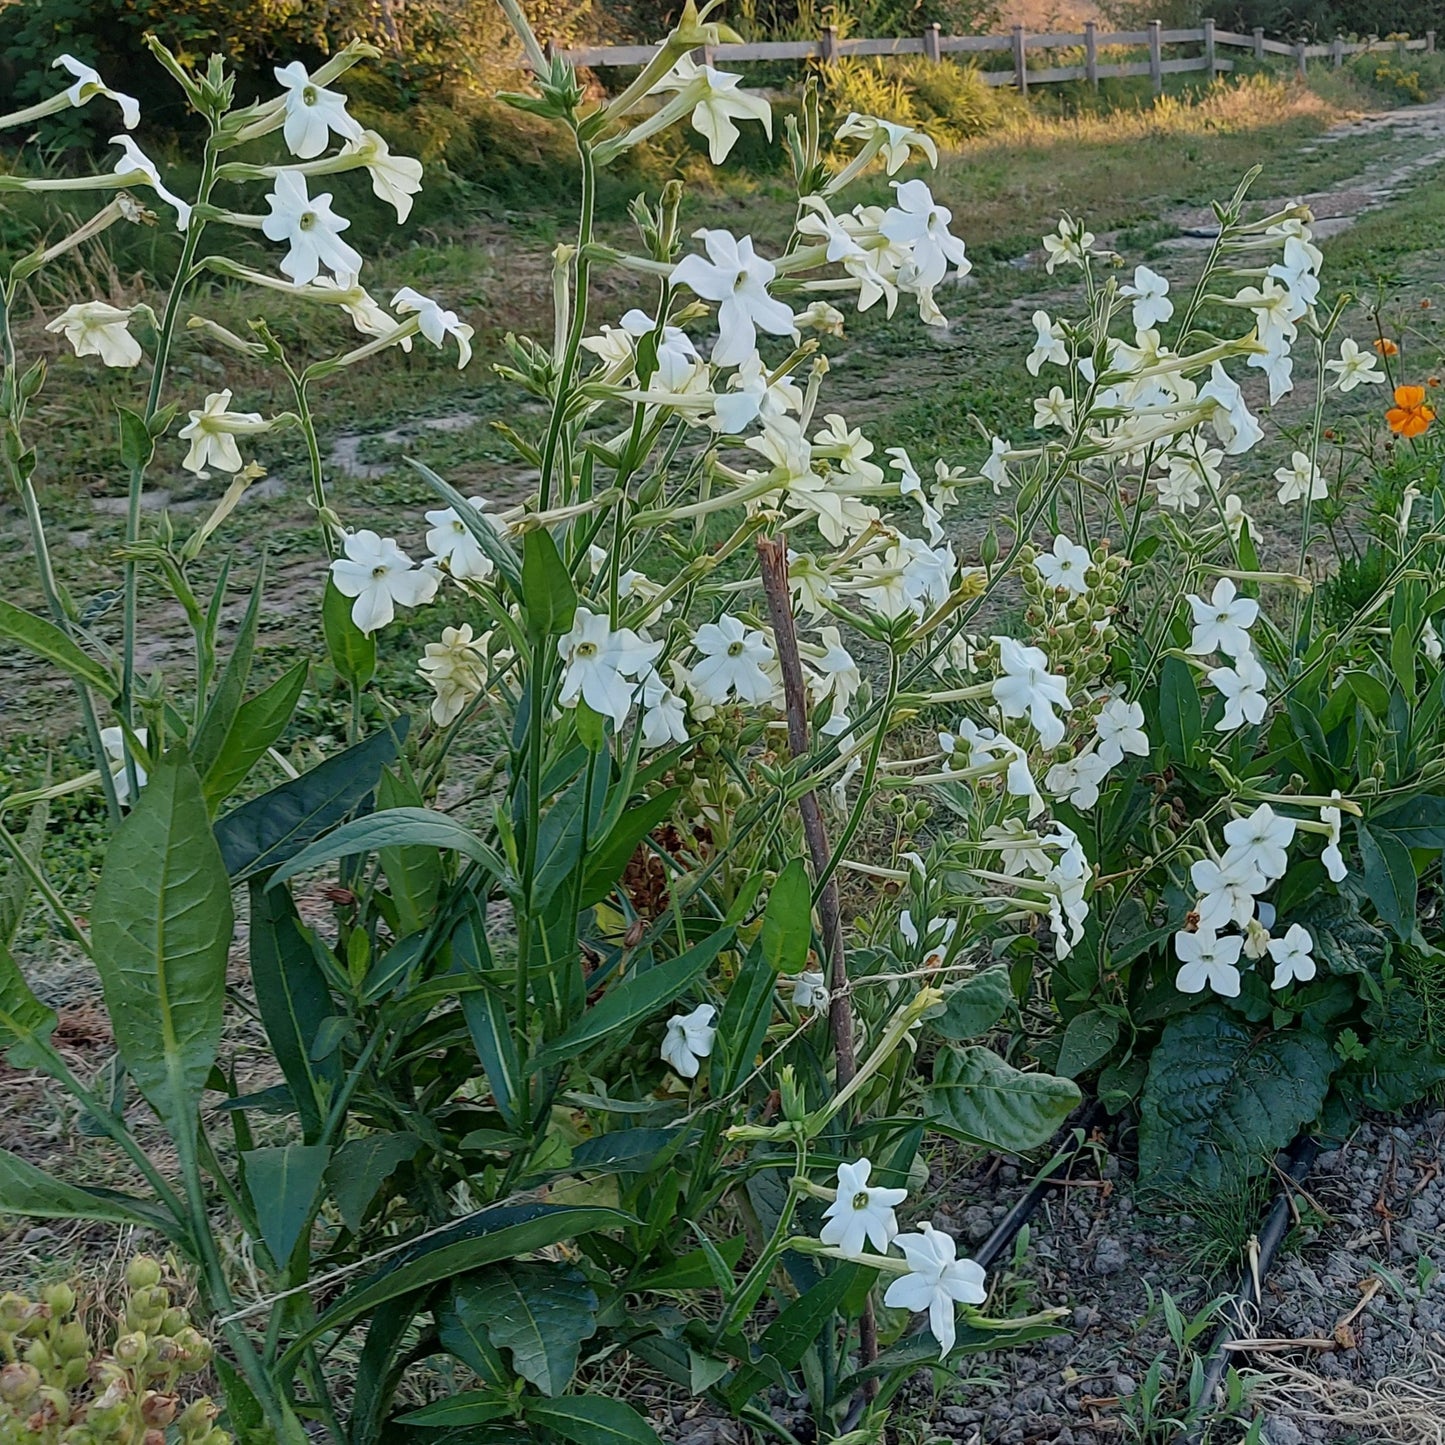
[
  {"left": 1429, "top": 30, "right": 1437, "bottom": 53},
  {"left": 1013, "top": 25, "right": 1029, "bottom": 95},
  {"left": 1295, "top": 38, "right": 1307, "bottom": 76},
  {"left": 820, "top": 22, "right": 838, "bottom": 63},
  {"left": 923, "top": 21, "right": 941, "bottom": 62},
  {"left": 1085, "top": 19, "right": 1099, "bottom": 88},
  {"left": 1149, "top": 19, "right": 1162, "bottom": 93},
  {"left": 1253, "top": 26, "right": 1265, "bottom": 58},
  {"left": 701, "top": 40, "right": 715, "bottom": 66},
  {"left": 1332, "top": 34, "right": 1344, "bottom": 66},
  {"left": 1203, "top": 16, "right": 1216, "bottom": 73},
  {"left": 1395, "top": 34, "right": 1407, "bottom": 59}
]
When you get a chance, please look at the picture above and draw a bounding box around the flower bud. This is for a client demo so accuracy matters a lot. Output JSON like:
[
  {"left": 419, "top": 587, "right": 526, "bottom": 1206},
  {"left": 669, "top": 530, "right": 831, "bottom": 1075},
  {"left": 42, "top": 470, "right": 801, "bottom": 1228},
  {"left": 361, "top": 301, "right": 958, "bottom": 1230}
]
[
  {"left": 159, "top": 1307, "right": 189, "bottom": 1336},
  {"left": 24, "top": 1337, "right": 53, "bottom": 1371},
  {"left": 125, "top": 1258, "right": 163, "bottom": 1291},
  {"left": 176, "top": 1399, "right": 219, "bottom": 1433},
  {"left": 112, "top": 1332, "right": 148, "bottom": 1368},
  {"left": 54, "top": 1321, "right": 89, "bottom": 1361},
  {"left": 41, "top": 1284, "right": 76, "bottom": 1318},
  {"left": 141, "top": 1391, "right": 179, "bottom": 1427},
  {"left": 0, "top": 1361, "right": 40, "bottom": 1404}
]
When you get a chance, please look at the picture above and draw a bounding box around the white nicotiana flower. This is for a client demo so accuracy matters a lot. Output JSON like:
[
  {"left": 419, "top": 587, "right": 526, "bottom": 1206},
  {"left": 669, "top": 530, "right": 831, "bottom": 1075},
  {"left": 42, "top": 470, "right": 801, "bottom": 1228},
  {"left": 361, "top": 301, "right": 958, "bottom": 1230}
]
[
  {"left": 640, "top": 671, "right": 689, "bottom": 749},
  {"left": 670, "top": 230, "right": 795, "bottom": 367},
  {"left": 1208, "top": 647, "right": 1269, "bottom": 730},
  {"left": 809, "top": 627, "right": 861, "bottom": 718},
  {"left": 1268, "top": 923, "right": 1316, "bottom": 989},
  {"left": 109, "top": 136, "right": 191, "bottom": 229},
  {"left": 1274, "top": 451, "right": 1327, "bottom": 506},
  {"left": 1035, "top": 534, "right": 1092, "bottom": 596},
  {"left": 1042, "top": 217, "right": 1094, "bottom": 273},
  {"left": 1248, "top": 331, "right": 1295, "bottom": 406},
  {"left": 1033, "top": 386, "right": 1075, "bottom": 431},
  {"left": 343, "top": 130, "right": 424, "bottom": 222},
  {"left": 820, "top": 1158, "right": 907, "bottom": 1258},
  {"left": 556, "top": 608, "right": 662, "bottom": 730},
  {"left": 879, "top": 178, "right": 970, "bottom": 292},
  {"left": 899, "top": 912, "right": 956, "bottom": 968},
  {"left": 1174, "top": 927, "right": 1244, "bottom": 998},
  {"left": 652, "top": 57, "right": 772, "bottom": 164},
  {"left": 1191, "top": 855, "right": 1264, "bottom": 932},
  {"left": 991, "top": 637, "right": 1072, "bottom": 749},
  {"left": 1199, "top": 363, "right": 1264, "bottom": 456},
  {"left": 1325, "top": 337, "right": 1384, "bottom": 393},
  {"left": 1186, "top": 578, "right": 1258, "bottom": 658},
  {"left": 835, "top": 112, "right": 939, "bottom": 174},
  {"left": 690, "top": 614, "right": 776, "bottom": 705},
  {"left": 1424, "top": 618, "right": 1442, "bottom": 665},
  {"left": 796, "top": 299, "right": 846, "bottom": 335},
  {"left": 980, "top": 436, "right": 1012, "bottom": 493},
  {"left": 329, "top": 531, "right": 439, "bottom": 634},
  {"left": 418, "top": 624, "right": 490, "bottom": 725},
  {"left": 1045, "top": 749, "right": 1111, "bottom": 811},
  {"left": 273, "top": 61, "right": 364, "bottom": 159},
  {"left": 1042, "top": 844, "right": 1089, "bottom": 958},
  {"left": 786, "top": 970, "right": 828, "bottom": 1010},
  {"left": 883, "top": 1223, "right": 987, "bottom": 1359},
  {"left": 1221, "top": 803, "right": 1296, "bottom": 883},
  {"left": 100, "top": 725, "right": 148, "bottom": 804},
  {"left": 1243, "top": 913, "right": 1273, "bottom": 960},
  {"left": 1222, "top": 494, "right": 1251, "bottom": 542},
  {"left": 178, "top": 390, "right": 269, "bottom": 475},
  {"left": 1121, "top": 265, "right": 1173, "bottom": 331},
  {"left": 713, "top": 352, "right": 800, "bottom": 434},
  {"left": 392, "top": 288, "right": 474, "bottom": 368},
  {"left": 54, "top": 54, "right": 139, "bottom": 128},
  {"left": 1320, "top": 792, "right": 1347, "bottom": 882},
  {"left": 261, "top": 171, "right": 363, "bottom": 286},
  {"left": 1027, "top": 311, "right": 1068, "bottom": 376},
  {"left": 45, "top": 301, "right": 141, "bottom": 368},
  {"left": 424, "top": 497, "right": 497, "bottom": 581},
  {"left": 1157, "top": 444, "right": 1223, "bottom": 513},
  {"left": 661, "top": 1003, "right": 716, "bottom": 1079}
]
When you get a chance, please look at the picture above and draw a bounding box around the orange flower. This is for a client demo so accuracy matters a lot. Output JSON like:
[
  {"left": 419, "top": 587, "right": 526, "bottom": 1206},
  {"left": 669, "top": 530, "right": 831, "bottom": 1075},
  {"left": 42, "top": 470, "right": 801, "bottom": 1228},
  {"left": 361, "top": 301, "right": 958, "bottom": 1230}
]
[
  {"left": 1374, "top": 337, "right": 1400, "bottom": 356},
  {"left": 1386, "top": 384, "right": 1436, "bottom": 437}
]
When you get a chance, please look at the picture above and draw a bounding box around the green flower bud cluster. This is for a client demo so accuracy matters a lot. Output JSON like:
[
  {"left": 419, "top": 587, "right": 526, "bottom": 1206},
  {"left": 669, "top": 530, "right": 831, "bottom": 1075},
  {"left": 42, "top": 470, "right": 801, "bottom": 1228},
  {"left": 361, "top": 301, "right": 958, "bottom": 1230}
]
[
  {"left": 0, "top": 1260, "right": 230, "bottom": 1445},
  {"left": 1017, "top": 541, "right": 1127, "bottom": 691}
]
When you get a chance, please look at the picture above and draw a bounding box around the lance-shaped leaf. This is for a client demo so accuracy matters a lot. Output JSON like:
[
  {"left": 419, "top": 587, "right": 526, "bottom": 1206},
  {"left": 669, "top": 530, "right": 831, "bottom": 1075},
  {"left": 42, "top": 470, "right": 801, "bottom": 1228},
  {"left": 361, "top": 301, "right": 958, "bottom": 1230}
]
[
  {"left": 91, "top": 747, "right": 232, "bottom": 1136},
  {"left": 243, "top": 1144, "right": 332, "bottom": 1265},
  {"left": 0, "top": 598, "right": 115, "bottom": 698},
  {"left": 0, "top": 1147, "right": 153, "bottom": 1226},
  {"left": 0, "top": 939, "right": 59, "bottom": 1072}
]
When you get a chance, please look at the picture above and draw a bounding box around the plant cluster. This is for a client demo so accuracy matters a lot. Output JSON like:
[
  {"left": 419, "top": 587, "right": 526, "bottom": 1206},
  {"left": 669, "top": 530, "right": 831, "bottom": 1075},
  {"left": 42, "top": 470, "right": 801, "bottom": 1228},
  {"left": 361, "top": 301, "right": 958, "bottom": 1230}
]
[{"left": 0, "top": 1, "right": 1442, "bottom": 1442}]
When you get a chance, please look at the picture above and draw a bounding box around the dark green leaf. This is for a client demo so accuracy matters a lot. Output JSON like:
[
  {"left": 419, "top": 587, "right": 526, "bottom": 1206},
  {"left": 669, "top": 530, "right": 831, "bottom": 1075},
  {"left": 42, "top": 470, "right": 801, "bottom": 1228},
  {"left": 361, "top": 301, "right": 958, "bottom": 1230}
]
[
  {"left": 1055, "top": 1009, "right": 1122, "bottom": 1080},
  {"left": 398, "top": 1394, "right": 512, "bottom": 1428},
  {"left": 634, "top": 1234, "right": 748, "bottom": 1292},
  {"left": 0, "top": 1147, "right": 153, "bottom": 1225},
  {"left": 464, "top": 1262, "right": 597, "bottom": 1396},
  {"left": 1357, "top": 822, "right": 1418, "bottom": 938},
  {"left": 214, "top": 723, "right": 406, "bottom": 881},
  {"left": 1138, "top": 1007, "right": 1334, "bottom": 1193},
  {"left": 521, "top": 529, "right": 578, "bottom": 642},
  {"left": 528, "top": 926, "right": 734, "bottom": 1073},
  {"left": 579, "top": 788, "right": 681, "bottom": 909},
  {"left": 201, "top": 662, "right": 308, "bottom": 811},
  {"left": 0, "top": 939, "right": 58, "bottom": 1071},
  {"left": 570, "top": 1127, "right": 680, "bottom": 1174},
  {"left": 323, "top": 576, "right": 376, "bottom": 689},
  {"left": 1158, "top": 655, "right": 1201, "bottom": 762},
  {"left": 929, "top": 1047, "right": 1080, "bottom": 1152},
  {"left": 91, "top": 748, "right": 231, "bottom": 1135},
  {"left": 376, "top": 771, "right": 442, "bottom": 935},
  {"left": 0, "top": 599, "right": 115, "bottom": 698},
  {"left": 1371, "top": 796, "right": 1445, "bottom": 849},
  {"left": 192, "top": 567, "right": 264, "bottom": 778},
  {"left": 928, "top": 967, "right": 1012, "bottom": 1041},
  {"left": 328, "top": 1133, "right": 421, "bottom": 1234},
  {"left": 525, "top": 1397, "right": 660, "bottom": 1445},
  {"left": 242, "top": 1144, "right": 330, "bottom": 1265},
  {"left": 760, "top": 859, "right": 812, "bottom": 975},
  {"left": 116, "top": 405, "right": 153, "bottom": 469},
  {"left": 1293, "top": 893, "right": 1387, "bottom": 977}
]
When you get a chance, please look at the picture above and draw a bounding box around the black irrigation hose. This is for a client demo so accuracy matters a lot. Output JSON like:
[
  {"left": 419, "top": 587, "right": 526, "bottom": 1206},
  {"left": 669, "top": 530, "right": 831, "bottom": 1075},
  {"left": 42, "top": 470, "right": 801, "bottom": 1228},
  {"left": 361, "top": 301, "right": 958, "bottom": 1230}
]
[{"left": 1178, "top": 1134, "right": 1322, "bottom": 1445}]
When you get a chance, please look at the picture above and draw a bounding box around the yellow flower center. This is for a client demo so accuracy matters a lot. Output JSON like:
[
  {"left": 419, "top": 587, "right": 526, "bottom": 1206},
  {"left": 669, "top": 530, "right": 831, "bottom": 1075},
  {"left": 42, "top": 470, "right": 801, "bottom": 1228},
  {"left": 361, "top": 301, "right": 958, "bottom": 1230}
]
[{"left": 852, "top": 1190, "right": 871, "bottom": 1211}]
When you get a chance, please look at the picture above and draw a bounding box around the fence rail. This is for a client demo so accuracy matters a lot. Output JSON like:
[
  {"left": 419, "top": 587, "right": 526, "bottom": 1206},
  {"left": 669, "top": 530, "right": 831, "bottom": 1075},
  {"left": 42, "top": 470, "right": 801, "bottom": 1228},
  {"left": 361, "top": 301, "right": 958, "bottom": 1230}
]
[{"left": 553, "top": 20, "right": 1438, "bottom": 95}]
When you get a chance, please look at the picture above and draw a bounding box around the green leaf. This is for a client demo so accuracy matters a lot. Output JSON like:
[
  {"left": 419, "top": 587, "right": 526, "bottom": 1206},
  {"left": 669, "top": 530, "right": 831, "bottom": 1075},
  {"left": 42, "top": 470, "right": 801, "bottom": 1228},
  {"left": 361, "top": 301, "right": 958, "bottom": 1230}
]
[
  {"left": 0, "top": 599, "right": 115, "bottom": 698},
  {"left": 838, "top": 1317, "right": 1068, "bottom": 1390},
  {"left": 1349, "top": 1038, "right": 1445, "bottom": 1112},
  {"left": 247, "top": 880, "right": 337, "bottom": 1142},
  {"left": 327, "top": 1133, "right": 421, "bottom": 1234},
  {"left": 116, "top": 404, "right": 154, "bottom": 470},
  {"left": 0, "top": 802, "right": 47, "bottom": 951},
  {"left": 1371, "top": 796, "right": 1445, "bottom": 849},
  {"left": 760, "top": 859, "right": 812, "bottom": 975},
  {"left": 0, "top": 1146, "right": 153, "bottom": 1225},
  {"left": 214, "top": 723, "right": 406, "bottom": 881},
  {"left": 634, "top": 1234, "right": 748, "bottom": 1292},
  {"left": 192, "top": 566, "right": 264, "bottom": 778},
  {"left": 375, "top": 771, "right": 442, "bottom": 935},
  {"left": 929, "top": 1047, "right": 1080, "bottom": 1152},
  {"left": 276, "top": 1203, "right": 629, "bottom": 1371},
  {"left": 528, "top": 926, "right": 734, "bottom": 1073},
  {"left": 1138, "top": 1007, "right": 1334, "bottom": 1193},
  {"left": 408, "top": 458, "right": 522, "bottom": 592},
  {"left": 397, "top": 1393, "right": 512, "bottom": 1428},
  {"left": 91, "top": 748, "right": 232, "bottom": 1136},
  {"left": 463, "top": 1263, "right": 597, "bottom": 1396},
  {"left": 1341, "top": 670, "right": 1391, "bottom": 719},
  {"left": 201, "top": 662, "right": 308, "bottom": 811},
  {"left": 525, "top": 1397, "right": 660, "bottom": 1445},
  {"left": 268, "top": 807, "right": 504, "bottom": 891},
  {"left": 1158, "top": 655, "right": 1202, "bottom": 762},
  {"left": 461, "top": 978, "right": 524, "bottom": 1134},
  {"left": 1293, "top": 893, "right": 1387, "bottom": 977},
  {"left": 1357, "top": 822, "right": 1418, "bottom": 938},
  {"left": 323, "top": 576, "right": 376, "bottom": 689},
  {"left": 437, "top": 1281, "right": 511, "bottom": 1383},
  {"left": 1055, "top": 1009, "right": 1122, "bottom": 1080},
  {"left": 0, "top": 939, "right": 58, "bottom": 1071},
  {"left": 521, "top": 529, "right": 578, "bottom": 642},
  {"left": 928, "top": 967, "right": 1012, "bottom": 1041},
  {"left": 242, "top": 1144, "right": 331, "bottom": 1264},
  {"left": 578, "top": 788, "right": 681, "bottom": 909}
]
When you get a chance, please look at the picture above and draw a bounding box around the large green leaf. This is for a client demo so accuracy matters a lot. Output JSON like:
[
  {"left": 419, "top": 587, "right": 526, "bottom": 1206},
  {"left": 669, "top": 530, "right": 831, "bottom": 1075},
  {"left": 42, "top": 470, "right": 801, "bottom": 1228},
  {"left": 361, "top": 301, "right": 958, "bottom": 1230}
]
[
  {"left": 327, "top": 1132, "right": 421, "bottom": 1234},
  {"left": 1349, "top": 1037, "right": 1445, "bottom": 1112},
  {"left": 201, "top": 662, "right": 308, "bottom": 811},
  {"left": 397, "top": 1393, "right": 513, "bottom": 1428},
  {"left": 1356, "top": 822, "right": 1418, "bottom": 939},
  {"left": 1293, "top": 893, "right": 1387, "bottom": 977},
  {"left": 376, "top": 771, "right": 442, "bottom": 935},
  {"left": 191, "top": 565, "right": 264, "bottom": 778},
  {"left": 0, "top": 939, "right": 58, "bottom": 1071},
  {"left": 267, "top": 807, "right": 504, "bottom": 890},
  {"left": 929, "top": 1046, "right": 1080, "bottom": 1152},
  {"left": 578, "top": 788, "right": 682, "bottom": 909},
  {"left": 1138, "top": 1007, "right": 1334, "bottom": 1193},
  {"left": 1055, "top": 1009, "right": 1122, "bottom": 1080},
  {"left": 0, "top": 598, "right": 115, "bottom": 698},
  {"left": 521, "top": 529, "right": 578, "bottom": 642},
  {"left": 1371, "top": 796, "right": 1445, "bottom": 850},
  {"left": 525, "top": 1397, "right": 661, "bottom": 1445},
  {"left": 242, "top": 1144, "right": 331, "bottom": 1265},
  {"left": 1158, "top": 655, "right": 1202, "bottom": 761},
  {"left": 0, "top": 1147, "right": 153, "bottom": 1225},
  {"left": 91, "top": 748, "right": 232, "bottom": 1135},
  {"left": 528, "top": 926, "right": 734, "bottom": 1073},
  {"left": 322, "top": 576, "right": 376, "bottom": 689},
  {"left": 461, "top": 1263, "right": 597, "bottom": 1396},
  {"left": 928, "top": 967, "right": 1012, "bottom": 1041},
  {"left": 214, "top": 723, "right": 406, "bottom": 881},
  {"left": 276, "top": 1203, "right": 629, "bottom": 1371},
  {"left": 246, "top": 881, "right": 337, "bottom": 1142},
  {"left": 760, "top": 858, "right": 812, "bottom": 975}
]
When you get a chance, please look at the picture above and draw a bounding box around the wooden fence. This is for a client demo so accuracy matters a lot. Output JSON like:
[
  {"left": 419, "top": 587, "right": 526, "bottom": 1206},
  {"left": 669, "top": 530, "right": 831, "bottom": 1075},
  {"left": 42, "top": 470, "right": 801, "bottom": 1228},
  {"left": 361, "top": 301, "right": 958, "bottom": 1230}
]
[{"left": 553, "top": 21, "right": 1439, "bottom": 96}]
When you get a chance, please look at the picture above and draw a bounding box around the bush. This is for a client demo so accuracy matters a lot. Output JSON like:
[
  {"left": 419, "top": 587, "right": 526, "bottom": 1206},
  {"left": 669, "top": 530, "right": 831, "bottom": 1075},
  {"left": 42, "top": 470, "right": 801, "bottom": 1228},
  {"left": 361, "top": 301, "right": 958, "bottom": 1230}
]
[{"left": 822, "top": 56, "right": 1022, "bottom": 142}]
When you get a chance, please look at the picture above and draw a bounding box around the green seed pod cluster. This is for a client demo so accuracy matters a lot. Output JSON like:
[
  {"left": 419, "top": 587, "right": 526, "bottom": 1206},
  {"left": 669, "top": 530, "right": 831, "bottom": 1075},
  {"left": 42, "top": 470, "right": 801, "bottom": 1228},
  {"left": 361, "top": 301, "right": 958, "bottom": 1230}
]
[{"left": 0, "top": 1261, "right": 230, "bottom": 1445}]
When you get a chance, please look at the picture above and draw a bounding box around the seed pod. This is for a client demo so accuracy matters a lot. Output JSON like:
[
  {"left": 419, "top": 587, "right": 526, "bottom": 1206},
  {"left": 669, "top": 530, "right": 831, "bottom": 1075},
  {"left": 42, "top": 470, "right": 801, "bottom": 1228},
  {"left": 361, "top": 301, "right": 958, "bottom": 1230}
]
[
  {"left": 41, "top": 1284, "right": 77, "bottom": 1319},
  {"left": 23, "top": 1337, "right": 53, "bottom": 1372},
  {"left": 176, "top": 1399, "right": 219, "bottom": 1433},
  {"left": 54, "top": 1321, "right": 89, "bottom": 1361},
  {"left": 0, "top": 1361, "right": 41, "bottom": 1404},
  {"left": 159, "top": 1308, "right": 189, "bottom": 1337},
  {"left": 141, "top": 1391, "right": 179, "bottom": 1427},
  {"left": 112, "top": 1332, "right": 148, "bottom": 1368},
  {"left": 125, "top": 1258, "right": 163, "bottom": 1292}
]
